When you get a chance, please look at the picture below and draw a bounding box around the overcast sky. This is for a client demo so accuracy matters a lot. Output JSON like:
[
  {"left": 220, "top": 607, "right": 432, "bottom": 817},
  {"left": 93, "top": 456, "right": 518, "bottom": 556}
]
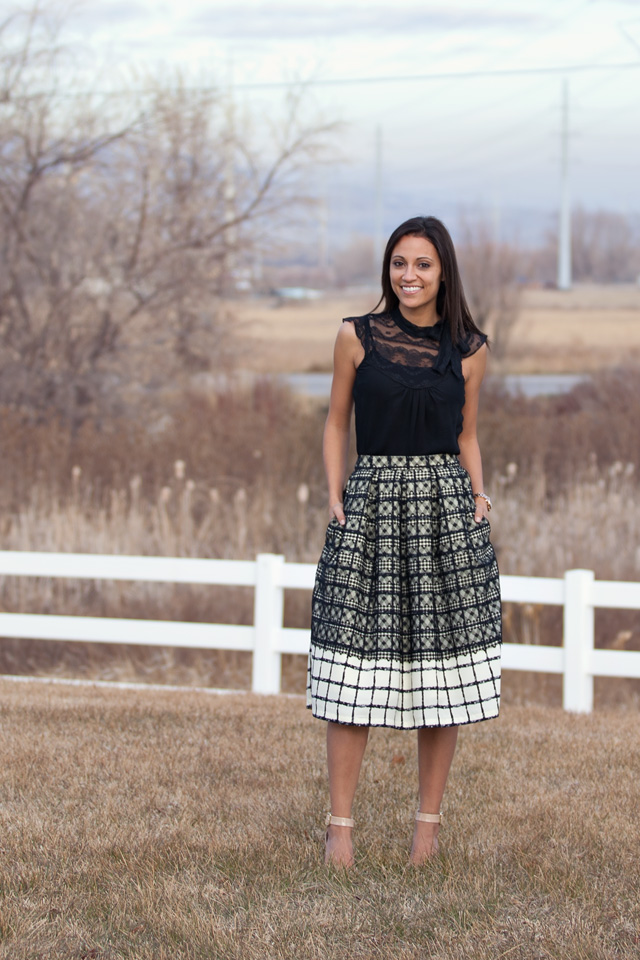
[{"left": 68, "top": 0, "right": 640, "bottom": 239}]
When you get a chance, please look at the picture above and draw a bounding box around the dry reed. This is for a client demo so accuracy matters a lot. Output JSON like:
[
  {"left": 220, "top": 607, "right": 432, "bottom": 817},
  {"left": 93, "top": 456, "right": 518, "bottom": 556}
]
[{"left": 0, "top": 377, "right": 639, "bottom": 700}]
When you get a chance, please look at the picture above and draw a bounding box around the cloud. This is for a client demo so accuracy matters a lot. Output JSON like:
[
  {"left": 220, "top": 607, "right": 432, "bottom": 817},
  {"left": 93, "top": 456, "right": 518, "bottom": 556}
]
[
  {"left": 77, "top": 2, "right": 152, "bottom": 29},
  {"left": 184, "top": 3, "right": 546, "bottom": 41}
]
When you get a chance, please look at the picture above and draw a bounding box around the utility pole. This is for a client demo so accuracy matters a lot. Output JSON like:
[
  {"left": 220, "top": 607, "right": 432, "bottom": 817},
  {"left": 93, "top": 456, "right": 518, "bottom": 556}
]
[
  {"left": 491, "top": 190, "right": 502, "bottom": 244},
  {"left": 374, "top": 124, "right": 384, "bottom": 282},
  {"left": 557, "top": 77, "right": 571, "bottom": 290},
  {"left": 317, "top": 167, "right": 329, "bottom": 273},
  {"left": 223, "top": 56, "right": 237, "bottom": 293},
  {"left": 318, "top": 196, "right": 328, "bottom": 271}
]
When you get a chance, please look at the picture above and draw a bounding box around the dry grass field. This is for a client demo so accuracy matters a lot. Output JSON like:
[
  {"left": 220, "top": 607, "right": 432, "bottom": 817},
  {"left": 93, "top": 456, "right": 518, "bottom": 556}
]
[
  {"left": 233, "top": 284, "right": 640, "bottom": 374},
  {"left": 1, "top": 680, "right": 638, "bottom": 960}
]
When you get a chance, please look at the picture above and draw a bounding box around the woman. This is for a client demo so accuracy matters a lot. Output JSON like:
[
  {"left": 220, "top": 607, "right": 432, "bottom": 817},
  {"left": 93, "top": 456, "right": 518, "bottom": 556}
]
[{"left": 307, "top": 215, "right": 502, "bottom": 867}]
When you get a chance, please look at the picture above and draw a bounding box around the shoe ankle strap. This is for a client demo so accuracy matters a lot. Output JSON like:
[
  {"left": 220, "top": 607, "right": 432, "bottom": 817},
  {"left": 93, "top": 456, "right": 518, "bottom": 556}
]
[
  {"left": 415, "top": 811, "right": 442, "bottom": 824},
  {"left": 326, "top": 814, "right": 355, "bottom": 828}
]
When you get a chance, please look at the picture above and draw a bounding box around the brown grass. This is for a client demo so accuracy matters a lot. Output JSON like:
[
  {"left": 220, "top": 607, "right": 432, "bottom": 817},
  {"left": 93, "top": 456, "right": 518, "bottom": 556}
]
[{"left": 0, "top": 680, "right": 638, "bottom": 960}]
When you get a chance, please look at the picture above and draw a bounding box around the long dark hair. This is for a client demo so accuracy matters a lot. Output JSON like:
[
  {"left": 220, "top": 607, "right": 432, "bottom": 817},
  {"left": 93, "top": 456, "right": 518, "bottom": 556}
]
[{"left": 375, "top": 215, "right": 482, "bottom": 347}]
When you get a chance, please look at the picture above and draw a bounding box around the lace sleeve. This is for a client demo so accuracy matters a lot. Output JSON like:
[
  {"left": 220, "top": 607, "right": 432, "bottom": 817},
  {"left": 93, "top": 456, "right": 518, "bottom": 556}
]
[
  {"left": 343, "top": 315, "right": 370, "bottom": 352},
  {"left": 459, "top": 329, "right": 488, "bottom": 359}
]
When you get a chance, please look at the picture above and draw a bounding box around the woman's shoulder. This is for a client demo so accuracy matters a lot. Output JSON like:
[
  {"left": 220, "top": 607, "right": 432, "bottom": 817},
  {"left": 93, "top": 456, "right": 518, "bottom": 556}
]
[
  {"left": 337, "top": 317, "right": 361, "bottom": 342},
  {"left": 342, "top": 312, "right": 380, "bottom": 347},
  {"left": 458, "top": 326, "right": 488, "bottom": 359},
  {"left": 334, "top": 315, "right": 366, "bottom": 367}
]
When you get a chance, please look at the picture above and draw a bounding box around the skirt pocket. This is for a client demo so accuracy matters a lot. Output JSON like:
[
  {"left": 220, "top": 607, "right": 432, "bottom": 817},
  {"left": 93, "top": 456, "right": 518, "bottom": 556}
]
[{"left": 321, "top": 514, "right": 345, "bottom": 558}]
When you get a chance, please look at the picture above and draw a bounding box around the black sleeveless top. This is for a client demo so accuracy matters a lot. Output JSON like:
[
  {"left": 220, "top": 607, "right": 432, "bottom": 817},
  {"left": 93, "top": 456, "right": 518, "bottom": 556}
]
[{"left": 346, "top": 307, "right": 487, "bottom": 456}]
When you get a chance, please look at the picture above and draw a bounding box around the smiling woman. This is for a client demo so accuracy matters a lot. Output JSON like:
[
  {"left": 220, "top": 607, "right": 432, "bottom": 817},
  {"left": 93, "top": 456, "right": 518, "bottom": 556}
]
[{"left": 307, "top": 215, "right": 502, "bottom": 869}]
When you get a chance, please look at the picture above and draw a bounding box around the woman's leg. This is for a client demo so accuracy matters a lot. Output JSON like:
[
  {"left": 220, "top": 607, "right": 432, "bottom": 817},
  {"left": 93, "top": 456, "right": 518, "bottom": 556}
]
[
  {"left": 325, "top": 721, "right": 369, "bottom": 866},
  {"left": 410, "top": 725, "right": 459, "bottom": 864}
]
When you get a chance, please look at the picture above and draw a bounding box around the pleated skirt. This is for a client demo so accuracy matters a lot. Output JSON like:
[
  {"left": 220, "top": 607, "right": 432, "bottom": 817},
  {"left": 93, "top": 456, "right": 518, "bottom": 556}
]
[{"left": 307, "top": 454, "right": 502, "bottom": 729}]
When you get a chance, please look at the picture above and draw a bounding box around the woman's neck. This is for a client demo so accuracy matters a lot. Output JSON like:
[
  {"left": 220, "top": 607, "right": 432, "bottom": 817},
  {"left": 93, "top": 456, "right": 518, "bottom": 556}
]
[{"left": 397, "top": 303, "right": 440, "bottom": 328}]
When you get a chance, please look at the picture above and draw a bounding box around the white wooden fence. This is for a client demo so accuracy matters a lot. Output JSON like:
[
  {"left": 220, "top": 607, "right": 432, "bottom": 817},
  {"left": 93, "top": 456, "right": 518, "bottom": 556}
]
[{"left": 0, "top": 551, "right": 638, "bottom": 713}]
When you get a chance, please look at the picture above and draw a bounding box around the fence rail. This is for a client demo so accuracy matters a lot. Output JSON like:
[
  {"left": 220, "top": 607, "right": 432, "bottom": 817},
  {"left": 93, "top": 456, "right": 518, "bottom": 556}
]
[{"left": 0, "top": 551, "right": 638, "bottom": 713}]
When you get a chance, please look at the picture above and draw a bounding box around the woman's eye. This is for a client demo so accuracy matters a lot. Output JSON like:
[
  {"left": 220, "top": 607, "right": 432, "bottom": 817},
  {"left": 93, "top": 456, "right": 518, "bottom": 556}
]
[{"left": 418, "top": 262, "right": 431, "bottom": 269}]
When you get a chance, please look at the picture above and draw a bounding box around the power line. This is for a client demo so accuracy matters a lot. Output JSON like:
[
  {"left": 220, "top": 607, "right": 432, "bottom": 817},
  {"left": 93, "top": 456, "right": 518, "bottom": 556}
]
[
  {"left": 557, "top": 79, "right": 571, "bottom": 290},
  {"left": 234, "top": 59, "right": 640, "bottom": 89},
  {"left": 365, "top": 0, "right": 592, "bottom": 112},
  {"left": 26, "top": 58, "right": 640, "bottom": 100}
]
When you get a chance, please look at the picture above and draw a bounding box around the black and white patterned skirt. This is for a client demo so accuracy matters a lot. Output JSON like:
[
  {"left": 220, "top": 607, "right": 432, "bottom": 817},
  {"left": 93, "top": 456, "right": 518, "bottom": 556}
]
[{"left": 307, "top": 454, "right": 502, "bottom": 729}]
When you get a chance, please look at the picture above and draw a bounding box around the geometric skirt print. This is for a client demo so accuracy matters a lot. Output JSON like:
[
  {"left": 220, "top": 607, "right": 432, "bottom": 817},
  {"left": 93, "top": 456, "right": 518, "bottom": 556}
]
[{"left": 307, "top": 454, "right": 502, "bottom": 729}]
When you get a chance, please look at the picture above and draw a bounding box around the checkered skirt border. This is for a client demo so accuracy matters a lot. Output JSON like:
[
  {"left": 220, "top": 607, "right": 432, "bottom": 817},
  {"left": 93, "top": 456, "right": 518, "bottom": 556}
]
[{"left": 307, "top": 454, "right": 502, "bottom": 728}]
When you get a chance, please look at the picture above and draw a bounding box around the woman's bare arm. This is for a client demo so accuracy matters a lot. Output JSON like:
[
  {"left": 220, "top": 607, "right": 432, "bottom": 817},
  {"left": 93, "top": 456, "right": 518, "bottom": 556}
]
[
  {"left": 458, "top": 343, "right": 490, "bottom": 523},
  {"left": 323, "top": 322, "right": 363, "bottom": 525}
]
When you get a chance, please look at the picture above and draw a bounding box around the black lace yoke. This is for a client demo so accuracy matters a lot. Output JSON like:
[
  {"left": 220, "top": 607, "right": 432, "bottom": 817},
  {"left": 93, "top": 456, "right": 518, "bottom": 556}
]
[{"left": 346, "top": 307, "right": 486, "bottom": 456}]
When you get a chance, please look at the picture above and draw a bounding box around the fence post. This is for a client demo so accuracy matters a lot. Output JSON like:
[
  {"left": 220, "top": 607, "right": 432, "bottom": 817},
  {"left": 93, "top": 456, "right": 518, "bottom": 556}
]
[
  {"left": 563, "top": 568, "right": 595, "bottom": 713},
  {"left": 252, "top": 553, "right": 285, "bottom": 695}
]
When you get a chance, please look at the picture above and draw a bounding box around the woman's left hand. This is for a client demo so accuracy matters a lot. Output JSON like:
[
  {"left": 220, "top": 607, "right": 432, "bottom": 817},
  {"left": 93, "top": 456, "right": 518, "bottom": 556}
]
[{"left": 474, "top": 498, "right": 491, "bottom": 523}]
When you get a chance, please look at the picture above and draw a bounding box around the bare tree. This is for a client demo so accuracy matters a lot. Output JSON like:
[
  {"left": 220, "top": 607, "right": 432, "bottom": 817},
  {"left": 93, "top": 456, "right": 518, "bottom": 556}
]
[
  {"left": 456, "top": 219, "right": 522, "bottom": 360},
  {"left": 332, "top": 234, "right": 375, "bottom": 288},
  {"left": 523, "top": 209, "right": 640, "bottom": 286},
  {"left": 0, "top": 5, "right": 334, "bottom": 425},
  {"left": 571, "top": 207, "right": 640, "bottom": 283},
  {"left": 0, "top": 6, "right": 138, "bottom": 421}
]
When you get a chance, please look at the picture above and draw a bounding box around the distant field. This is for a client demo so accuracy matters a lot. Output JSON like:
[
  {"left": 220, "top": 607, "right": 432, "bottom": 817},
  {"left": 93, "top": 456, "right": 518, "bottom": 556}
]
[
  {"left": 233, "top": 284, "right": 640, "bottom": 374},
  {"left": 1, "top": 681, "right": 638, "bottom": 960}
]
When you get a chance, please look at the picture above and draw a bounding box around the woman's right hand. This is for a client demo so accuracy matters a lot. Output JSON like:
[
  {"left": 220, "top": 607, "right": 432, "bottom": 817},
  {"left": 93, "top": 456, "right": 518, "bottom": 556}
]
[{"left": 330, "top": 501, "right": 346, "bottom": 526}]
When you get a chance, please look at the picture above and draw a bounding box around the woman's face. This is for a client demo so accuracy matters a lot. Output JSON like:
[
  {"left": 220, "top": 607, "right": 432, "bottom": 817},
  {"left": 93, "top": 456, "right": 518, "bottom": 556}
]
[{"left": 389, "top": 234, "right": 442, "bottom": 316}]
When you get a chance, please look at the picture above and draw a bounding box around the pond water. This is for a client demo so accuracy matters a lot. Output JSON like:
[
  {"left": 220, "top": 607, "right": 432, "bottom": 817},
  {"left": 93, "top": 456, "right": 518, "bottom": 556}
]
[{"left": 283, "top": 371, "right": 588, "bottom": 399}]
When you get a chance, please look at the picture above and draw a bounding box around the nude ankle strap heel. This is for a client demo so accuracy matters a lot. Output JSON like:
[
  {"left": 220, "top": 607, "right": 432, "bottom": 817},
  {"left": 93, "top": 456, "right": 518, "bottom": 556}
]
[
  {"left": 325, "top": 814, "right": 355, "bottom": 828},
  {"left": 411, "top": 811, "right": 443, "bottom": 864},
  {"left": 415, "top": 811, "right": 442, "bottom": 824},
  {"left": 325, "top": 814, "right": 355, "bottom": 868}
]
